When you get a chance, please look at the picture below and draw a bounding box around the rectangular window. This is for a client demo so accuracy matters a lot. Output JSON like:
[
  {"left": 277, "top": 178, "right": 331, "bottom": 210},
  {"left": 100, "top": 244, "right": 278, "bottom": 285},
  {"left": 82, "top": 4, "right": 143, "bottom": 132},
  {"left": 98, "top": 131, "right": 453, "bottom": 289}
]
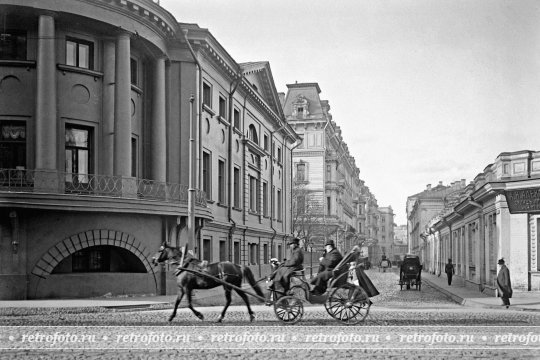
[
  {"left": 234, "top": 241, "right": 240, "bottom": 265},
  {"left": 263, "top": 134, "right": 269, "bottom": 151},
  {"left": 130, "top": 58, "right": 138, "bottom": 86},
  {"left": 219, "top": 96, "right": 227, "bottom": 119},
  {"left": 249, "top": 176, "right": 260, "bottom": 212},
  {"left": 0, "top": 30, "right": 27, "bottom": 60},
  {"left": 278, "top": 245, "right": 282, "bottom": 261},
  {"left": 277, "top": 189, "right": 282, "bottom": 221},
  {"left": 233, "top": 167, "right": 241, "bottom": 208},
  {"left": 262, "top": 182, "right": 268, "bottom": 216},
  {"left": 65, "top": 125, "right": 92, "bottom": 184},
  {"left": 0, "top": 121, "right": 26, "bottom": 169},
  {"left": 296, "top": 163, "right": 306, "bottom": 181},
  {"left": 326, "top": 165, "right": 331, "bottom": 181},
  {"left": 327, "top": 196, "right": 331, "bottom": 215},
  {"left": 203, "top": 239, "right": 211, "bottom": 261},
  {"left": 218, "top": 159, "right": 226, "bottom": 204},
  {"left": 219, "top": 240, "right": 227, "bottom": 262},
  {"left": 277, "top": 147, "right": 282, "bottom": 163},
  {"left": 249, "top": 244, "right": 258, "bottom": 265},
  {"left": 233, "top": 108, "right": 240, "bottom": 130},
  {"left": 272, "top": 185, "right": 275, "bottom": 218},
  {"left": 203, "top": 82, "right": 212, "bottom": 107},
  {"left": 297, "top": 195, "right": 306, "bottom": 214},
  {"left": 263, "top": 244, "right": 268, "bottom": 264},
  {"left": 202, "top": 151, "right": 211, "bottom": 200},
  {"left": 131, "top": 137, "right": 137, "bottom": 177},
  {"left": 66, "top": 37, "right": 94, "bottom": 69}
]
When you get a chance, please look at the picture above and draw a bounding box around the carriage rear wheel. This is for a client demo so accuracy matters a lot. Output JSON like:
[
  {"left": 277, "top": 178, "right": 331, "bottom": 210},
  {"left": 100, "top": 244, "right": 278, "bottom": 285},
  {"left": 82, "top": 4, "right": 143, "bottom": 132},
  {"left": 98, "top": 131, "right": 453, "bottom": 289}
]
[
  {"left": 274, "top": 295, "right": 304, "bottom": 324},
  {"left": 324, "top": 284, "right": 370, "bottom": 325}
]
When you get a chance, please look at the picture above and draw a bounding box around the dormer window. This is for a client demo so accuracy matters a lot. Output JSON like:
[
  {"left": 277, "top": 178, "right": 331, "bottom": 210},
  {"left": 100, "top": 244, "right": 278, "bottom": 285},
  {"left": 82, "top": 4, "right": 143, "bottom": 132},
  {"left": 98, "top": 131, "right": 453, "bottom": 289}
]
[{"left": 292, "top": 95, "right": 309, "bottom": 119}]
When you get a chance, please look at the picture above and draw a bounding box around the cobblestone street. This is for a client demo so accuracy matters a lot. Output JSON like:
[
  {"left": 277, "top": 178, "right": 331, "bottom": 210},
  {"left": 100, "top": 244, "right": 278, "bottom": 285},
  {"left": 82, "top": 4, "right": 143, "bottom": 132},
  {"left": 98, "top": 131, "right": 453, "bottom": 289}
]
[{"left": 1, "top": 270, "right": 540, "bottom": 359}]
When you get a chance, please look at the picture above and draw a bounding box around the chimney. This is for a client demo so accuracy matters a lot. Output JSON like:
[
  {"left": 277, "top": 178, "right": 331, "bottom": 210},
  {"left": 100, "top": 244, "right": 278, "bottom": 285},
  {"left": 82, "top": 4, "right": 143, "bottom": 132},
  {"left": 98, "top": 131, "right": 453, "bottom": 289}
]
[
  {"left": 439, "top": 181, "right": 443, "bottom": 186},
  {"left": 426, "top": 184, "right": 431, "bottom": 191}
]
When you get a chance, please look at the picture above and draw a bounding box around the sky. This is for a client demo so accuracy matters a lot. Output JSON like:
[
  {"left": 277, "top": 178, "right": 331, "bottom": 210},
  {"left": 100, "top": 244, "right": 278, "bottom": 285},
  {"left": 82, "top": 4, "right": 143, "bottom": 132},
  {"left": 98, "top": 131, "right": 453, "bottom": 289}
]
[{"left": 159, "top": 0, "right": 540, "bottom": 225}]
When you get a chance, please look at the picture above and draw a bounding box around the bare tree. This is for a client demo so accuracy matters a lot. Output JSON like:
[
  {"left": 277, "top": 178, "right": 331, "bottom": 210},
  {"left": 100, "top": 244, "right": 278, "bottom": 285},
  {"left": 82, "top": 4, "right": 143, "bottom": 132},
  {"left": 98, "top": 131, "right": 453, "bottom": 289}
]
[{"left": 292, "top": 183, "right": 327, "bottom": 251}]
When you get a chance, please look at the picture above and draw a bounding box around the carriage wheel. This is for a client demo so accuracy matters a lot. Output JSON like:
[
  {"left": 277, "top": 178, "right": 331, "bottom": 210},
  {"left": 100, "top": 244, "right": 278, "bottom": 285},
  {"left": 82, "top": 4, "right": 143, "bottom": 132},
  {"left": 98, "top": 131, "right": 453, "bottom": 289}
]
[
  {"left": 289, "top": 285, "right": 308, "bottom": 302},
  {"left": 274, "top": 296, "right": 304, "bottom": 324},
  {"left": 325, "top": 284, "right": 370, "bottom": 325}
]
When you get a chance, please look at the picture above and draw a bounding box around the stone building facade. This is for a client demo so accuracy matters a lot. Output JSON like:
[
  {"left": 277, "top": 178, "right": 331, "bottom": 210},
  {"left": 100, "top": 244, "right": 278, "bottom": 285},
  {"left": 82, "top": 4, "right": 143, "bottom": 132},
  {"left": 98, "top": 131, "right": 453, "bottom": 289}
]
[
  {"left": 424, "top": 150, "right": 540, "bottom": 294},
  {"left": 0, "top": 0, "right": 296, "bottom": 299},
  {"left": 281, "top": 82, "right": 381, "bottom": 257}
]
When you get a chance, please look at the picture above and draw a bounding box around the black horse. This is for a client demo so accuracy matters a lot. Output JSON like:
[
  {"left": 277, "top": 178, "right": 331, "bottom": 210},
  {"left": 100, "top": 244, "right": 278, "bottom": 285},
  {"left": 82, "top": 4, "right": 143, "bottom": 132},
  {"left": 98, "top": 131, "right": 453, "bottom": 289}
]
[{"left": 152, "top": 243, "right": 264, "bottom": 323}]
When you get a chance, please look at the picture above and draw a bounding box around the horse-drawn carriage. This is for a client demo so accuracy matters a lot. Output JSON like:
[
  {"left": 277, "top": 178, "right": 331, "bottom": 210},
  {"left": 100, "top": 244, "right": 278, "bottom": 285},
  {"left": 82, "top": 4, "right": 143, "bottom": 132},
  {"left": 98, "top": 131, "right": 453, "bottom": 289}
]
[
  {"left": 153, "top": 244, "right": 378, "bottom": 325},
  {"left": 399, "top": 254, "right": 422, "bottom": 290}
]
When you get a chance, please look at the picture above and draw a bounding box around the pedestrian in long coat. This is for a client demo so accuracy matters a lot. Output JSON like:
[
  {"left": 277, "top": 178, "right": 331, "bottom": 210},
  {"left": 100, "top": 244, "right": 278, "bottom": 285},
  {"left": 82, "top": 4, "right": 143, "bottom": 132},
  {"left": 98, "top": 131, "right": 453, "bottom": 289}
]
[
  {"left": 445, "top": 259, "right": 455, "bottom": 286},
  {"left": 497, "top": 258, "right": 512, "bottom": 308}
]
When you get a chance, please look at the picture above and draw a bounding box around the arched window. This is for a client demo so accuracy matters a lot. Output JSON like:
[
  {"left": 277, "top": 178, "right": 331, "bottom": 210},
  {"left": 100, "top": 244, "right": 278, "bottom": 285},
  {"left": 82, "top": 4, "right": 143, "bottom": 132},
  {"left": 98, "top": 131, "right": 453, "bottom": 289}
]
[{"left": 248, "top": 124, "right": 258, "bottom": 144}]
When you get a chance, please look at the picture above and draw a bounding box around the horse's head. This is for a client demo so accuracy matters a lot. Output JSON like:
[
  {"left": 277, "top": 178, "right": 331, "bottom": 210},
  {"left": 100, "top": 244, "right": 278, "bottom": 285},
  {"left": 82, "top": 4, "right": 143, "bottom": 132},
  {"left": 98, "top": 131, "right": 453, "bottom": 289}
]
[{"left": 151, "top": 243, "right": 183, "bottom": 266}]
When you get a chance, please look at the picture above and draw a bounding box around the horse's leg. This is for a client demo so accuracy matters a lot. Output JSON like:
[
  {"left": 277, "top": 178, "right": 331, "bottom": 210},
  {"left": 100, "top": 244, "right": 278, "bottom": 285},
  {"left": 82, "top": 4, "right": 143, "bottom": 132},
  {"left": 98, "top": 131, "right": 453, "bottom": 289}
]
[
  {"left": 235, "top": 288, "right": 255, "bottom": 322},
  {"left": 217, "top": 286, "right": 232, "bottom": 323},
  {"left": 186, "top": 288, "right": 204, "bottom": 321},
  {"left": 169, "top": 287, "right": 184, "bottom": 322}
]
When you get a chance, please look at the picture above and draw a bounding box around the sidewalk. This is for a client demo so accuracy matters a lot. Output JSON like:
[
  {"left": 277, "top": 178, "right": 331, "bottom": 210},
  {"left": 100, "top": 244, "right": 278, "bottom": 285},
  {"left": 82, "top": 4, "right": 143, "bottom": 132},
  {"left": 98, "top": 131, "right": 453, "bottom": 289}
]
[{"left": 422, "top": 272, "right": 540, "bottom": 312}]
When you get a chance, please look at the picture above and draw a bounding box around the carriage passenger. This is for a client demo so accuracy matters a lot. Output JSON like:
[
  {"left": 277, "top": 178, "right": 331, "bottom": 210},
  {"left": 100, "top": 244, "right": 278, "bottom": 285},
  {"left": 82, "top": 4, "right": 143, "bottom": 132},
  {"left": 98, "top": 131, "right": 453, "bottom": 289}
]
[
  {"left": 310, "top": 239, "right": 345, "bottom": 295},
  {"left": 268, "top": 238, "right": 304, "bottom": 293}
]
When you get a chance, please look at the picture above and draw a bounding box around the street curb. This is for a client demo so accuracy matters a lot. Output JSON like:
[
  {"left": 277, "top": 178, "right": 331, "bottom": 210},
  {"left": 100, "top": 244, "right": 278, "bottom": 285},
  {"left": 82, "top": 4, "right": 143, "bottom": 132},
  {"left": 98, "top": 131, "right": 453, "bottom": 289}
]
[{"left": 422, "top": 278, "right": 466, "bottom": 306}]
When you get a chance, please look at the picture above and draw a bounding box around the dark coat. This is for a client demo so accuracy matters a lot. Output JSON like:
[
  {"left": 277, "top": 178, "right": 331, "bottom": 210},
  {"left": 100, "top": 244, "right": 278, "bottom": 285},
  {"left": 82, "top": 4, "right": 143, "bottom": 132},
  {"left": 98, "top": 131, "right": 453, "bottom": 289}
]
[
  {"left": 497, "top": 265, "right": 512, "bottom": 299},
  {"left": 319, "top": 248, "right": 343, "bottom": 272},
  {"left": 445, "top": 263, "right": 455, "bottom": 275},
  {"left": 355, "top": 267, "right": 380, "bottom": 298},
  {"left": 273, "top": 246, "right": 304, "bottom": 290}
]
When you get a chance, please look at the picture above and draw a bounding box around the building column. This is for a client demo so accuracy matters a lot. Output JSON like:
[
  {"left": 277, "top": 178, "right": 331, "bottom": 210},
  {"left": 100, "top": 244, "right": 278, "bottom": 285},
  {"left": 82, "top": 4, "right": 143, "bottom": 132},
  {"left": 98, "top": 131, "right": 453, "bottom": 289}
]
[
  {"left": 35, "top": 14, "right": 56, "bottom": 171},
  {"left": 151, "top": 57, "right": 166, "bottom": 182},
  {"left": 113, "top": 32, "right": 131, "bottom": 177},
  {"left": 102, "top": 40, "right": 115, "bottom": 176}
]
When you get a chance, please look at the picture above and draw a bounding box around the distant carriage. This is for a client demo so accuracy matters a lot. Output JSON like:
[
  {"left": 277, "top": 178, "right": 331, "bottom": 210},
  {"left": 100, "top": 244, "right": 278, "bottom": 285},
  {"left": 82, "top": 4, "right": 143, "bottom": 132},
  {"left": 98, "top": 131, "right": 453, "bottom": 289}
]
[{"left": 399, "top": 254, "right": 422, "bottom": 290}]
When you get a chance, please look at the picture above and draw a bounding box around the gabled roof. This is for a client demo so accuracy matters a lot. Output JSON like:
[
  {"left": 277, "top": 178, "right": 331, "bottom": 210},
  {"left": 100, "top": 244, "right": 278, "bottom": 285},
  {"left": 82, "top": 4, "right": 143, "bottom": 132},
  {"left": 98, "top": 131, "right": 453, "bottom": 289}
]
[{"left": 239, "top": 61, "right": 284, "bottom": 119}]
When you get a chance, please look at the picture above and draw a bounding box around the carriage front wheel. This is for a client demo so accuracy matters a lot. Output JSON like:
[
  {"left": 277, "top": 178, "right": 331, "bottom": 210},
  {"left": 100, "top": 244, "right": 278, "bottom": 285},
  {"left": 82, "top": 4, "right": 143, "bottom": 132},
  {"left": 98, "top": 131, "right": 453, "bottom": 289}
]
[
  {"left": 274, "top": 295, "right": 304, "bottom": 324},
  {"left": 324, "top": 284, "right": 371, "bottom": 325}
]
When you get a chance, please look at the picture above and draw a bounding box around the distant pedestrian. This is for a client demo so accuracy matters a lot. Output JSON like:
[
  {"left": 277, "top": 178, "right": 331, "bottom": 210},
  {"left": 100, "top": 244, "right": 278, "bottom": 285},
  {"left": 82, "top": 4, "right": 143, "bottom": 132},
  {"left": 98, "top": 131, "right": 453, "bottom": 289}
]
[
  {"left": 497, "top": 258, "right": 512, "bottom": 308},
  {"left": 445, "top": 259, "right": 455, "bottom": 285}
]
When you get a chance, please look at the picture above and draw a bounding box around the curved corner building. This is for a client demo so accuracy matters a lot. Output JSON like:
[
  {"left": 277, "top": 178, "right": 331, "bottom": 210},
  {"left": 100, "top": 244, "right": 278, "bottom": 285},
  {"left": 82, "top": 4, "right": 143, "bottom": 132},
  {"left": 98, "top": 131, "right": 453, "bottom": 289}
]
[{"left": 0, "top": 0, "right": 296, "bottom": 299}]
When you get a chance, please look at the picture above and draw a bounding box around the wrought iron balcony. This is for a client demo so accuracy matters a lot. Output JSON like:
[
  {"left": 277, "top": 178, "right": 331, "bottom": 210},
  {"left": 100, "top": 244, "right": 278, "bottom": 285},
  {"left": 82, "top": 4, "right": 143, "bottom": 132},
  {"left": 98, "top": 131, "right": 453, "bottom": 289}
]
[{"left": 0, "top": 168, "right": 207, "bottom": 207}]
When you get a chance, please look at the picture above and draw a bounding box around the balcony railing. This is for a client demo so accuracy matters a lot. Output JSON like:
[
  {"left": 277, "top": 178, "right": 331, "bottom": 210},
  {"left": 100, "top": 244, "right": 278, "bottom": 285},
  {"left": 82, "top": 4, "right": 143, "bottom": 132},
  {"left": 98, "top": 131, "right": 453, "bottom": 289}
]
[{"left": 0, "top": 169, "right": 207, "bottom": 207}]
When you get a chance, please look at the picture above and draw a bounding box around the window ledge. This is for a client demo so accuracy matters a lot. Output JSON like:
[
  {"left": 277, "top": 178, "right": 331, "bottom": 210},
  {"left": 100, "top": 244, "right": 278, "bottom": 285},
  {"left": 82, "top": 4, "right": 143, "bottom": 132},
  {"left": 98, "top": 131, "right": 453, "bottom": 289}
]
[
  {"left": 233, "top": 206, "right": 242, "bottom": 212},
  {"left": 206, "top": 199, "right": 215, "bottom": 204},
  {"left": 217, "top": 203, "right": 228, "bottom": 209},
  {"left": 217, "top": 116, "right": 230, "bottom": 127},
  {"left": 57, "top": 64, "right": 103, "bottom": 80},
  {"left": 233, "top": 128, "right": 243, "bottom": 136},
  {"left": 131, "top": 84, "right": 143, "bottom": 95},
  {"left": 0, "top": 60, "right": 36, "bottom": 68},
  {"left": 203, "top": 104, "right": 216, "bottom": 117}
]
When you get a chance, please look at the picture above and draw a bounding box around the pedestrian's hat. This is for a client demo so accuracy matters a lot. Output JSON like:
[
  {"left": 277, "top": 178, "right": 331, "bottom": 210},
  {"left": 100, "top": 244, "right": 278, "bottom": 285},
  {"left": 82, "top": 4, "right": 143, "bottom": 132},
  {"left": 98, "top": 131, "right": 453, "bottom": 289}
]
[
  {"left": 448, "top": 258, "right": 452, "bottom": 262},
  {"left": 498, "top": 258, "right": 505, "bottom": 265},
  {"left": 324, "top": 239, "right": 335, "bottom": 247},
  {"left": 287, "top": 238, "right": 300, "bottom": 245}
]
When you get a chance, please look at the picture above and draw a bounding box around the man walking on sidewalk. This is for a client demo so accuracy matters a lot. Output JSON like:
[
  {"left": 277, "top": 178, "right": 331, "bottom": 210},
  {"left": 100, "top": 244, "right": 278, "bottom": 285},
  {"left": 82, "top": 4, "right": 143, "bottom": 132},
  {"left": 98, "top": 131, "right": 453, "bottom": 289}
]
[
  {"left": 445, "top": 259, "right": 455, "bottom": 286},
  {"left": 497, "top": 258, "right": 512, "bottom": 309}
]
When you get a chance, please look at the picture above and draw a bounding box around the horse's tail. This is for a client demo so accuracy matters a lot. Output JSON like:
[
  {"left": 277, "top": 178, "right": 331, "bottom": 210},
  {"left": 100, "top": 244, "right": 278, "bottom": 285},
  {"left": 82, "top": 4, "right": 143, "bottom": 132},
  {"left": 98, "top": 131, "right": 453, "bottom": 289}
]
[{"left": 242, "top": 266, "right": 264, "bottom": 299}]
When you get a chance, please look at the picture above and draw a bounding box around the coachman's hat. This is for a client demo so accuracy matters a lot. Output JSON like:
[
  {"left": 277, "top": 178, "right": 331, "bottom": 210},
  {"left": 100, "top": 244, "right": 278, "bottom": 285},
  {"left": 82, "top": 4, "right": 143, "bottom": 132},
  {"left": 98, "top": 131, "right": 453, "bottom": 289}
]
[
  {"left": 498, "top": 258, "right": 505, "bottom": 265},
  {"left": 324, "top": 239, "right": 335, "bottom": 247},
  {"left": 287, "top": 238, "right": 300, "bottom": 245}
]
